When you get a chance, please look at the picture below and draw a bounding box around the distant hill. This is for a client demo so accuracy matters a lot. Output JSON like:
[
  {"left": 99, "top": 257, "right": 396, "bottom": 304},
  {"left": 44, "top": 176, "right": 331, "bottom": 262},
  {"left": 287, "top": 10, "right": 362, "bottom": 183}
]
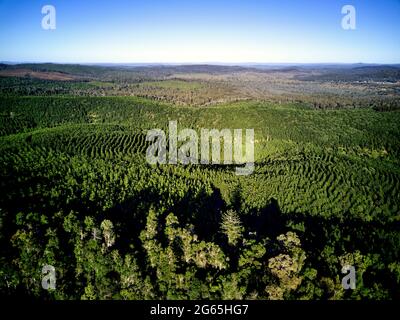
[
  {"left": 1, "top": 62, "right": 400, "bottom": 83},
  {"left": 296, "top": 65, "right": 400, "bottom": 82}
]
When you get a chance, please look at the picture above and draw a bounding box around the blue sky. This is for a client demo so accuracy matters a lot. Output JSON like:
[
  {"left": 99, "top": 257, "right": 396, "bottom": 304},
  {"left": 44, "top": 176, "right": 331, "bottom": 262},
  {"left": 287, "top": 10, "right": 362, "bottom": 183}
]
[{"left": 0, "top": 0, "right": 399, "bottom": 63}]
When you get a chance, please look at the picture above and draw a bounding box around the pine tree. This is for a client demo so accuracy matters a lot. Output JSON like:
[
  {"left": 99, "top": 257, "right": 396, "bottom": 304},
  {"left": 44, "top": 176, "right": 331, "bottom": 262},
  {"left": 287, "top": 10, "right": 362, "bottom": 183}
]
[{"left": 220, "top": 210, "right": 244, "bottom": 246}]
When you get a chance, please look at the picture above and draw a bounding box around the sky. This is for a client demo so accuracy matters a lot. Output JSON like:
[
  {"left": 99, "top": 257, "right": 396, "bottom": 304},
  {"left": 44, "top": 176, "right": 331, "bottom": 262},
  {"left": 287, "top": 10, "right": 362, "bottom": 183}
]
[{"left": 0, "top": 0, "right": 399, "bottom": 64}]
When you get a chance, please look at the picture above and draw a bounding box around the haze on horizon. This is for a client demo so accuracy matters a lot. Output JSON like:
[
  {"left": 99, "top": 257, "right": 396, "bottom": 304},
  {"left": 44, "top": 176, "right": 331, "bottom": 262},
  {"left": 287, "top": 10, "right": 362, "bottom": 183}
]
[{"left": 0, "top": 0, "right": 399, "bottom": 64}]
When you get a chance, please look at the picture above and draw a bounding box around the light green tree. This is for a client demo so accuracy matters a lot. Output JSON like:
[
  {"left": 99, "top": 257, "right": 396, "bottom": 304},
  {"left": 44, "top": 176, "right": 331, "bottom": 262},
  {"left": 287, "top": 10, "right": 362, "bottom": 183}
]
[
  {"left": 266, "top": 232, "right": 306, "bottom": 300},
  {"left": 220, "top": 210, "right": 244, "bottom": 246},
  {"left": 100, "top": 219, "right": 115, "bottom": 249}
]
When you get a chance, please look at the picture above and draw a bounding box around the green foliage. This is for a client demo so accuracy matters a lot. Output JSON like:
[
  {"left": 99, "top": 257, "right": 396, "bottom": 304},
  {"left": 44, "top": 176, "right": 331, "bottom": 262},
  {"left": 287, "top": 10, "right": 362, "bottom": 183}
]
[
  {"left": 0, "top": 92, "right": 398, "bottom": 300},
  {"left": 266, "top": 232, "right": 307, "bottom": 300},
  {"left": 220, "top": 210, "right": 244, "bottom": 246}
]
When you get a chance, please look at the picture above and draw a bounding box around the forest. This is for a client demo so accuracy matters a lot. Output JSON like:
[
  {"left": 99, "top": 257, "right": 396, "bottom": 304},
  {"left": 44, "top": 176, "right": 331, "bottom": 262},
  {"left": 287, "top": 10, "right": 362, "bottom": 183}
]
[{"left": 0, "top": 64, "right": 399, "bottom": 300}]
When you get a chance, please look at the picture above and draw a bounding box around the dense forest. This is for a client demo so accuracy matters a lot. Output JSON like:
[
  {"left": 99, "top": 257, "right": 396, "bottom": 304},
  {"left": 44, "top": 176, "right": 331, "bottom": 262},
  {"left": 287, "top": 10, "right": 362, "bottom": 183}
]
[{"left": 0, "top": 65, "right": 399, "bottom": 300}]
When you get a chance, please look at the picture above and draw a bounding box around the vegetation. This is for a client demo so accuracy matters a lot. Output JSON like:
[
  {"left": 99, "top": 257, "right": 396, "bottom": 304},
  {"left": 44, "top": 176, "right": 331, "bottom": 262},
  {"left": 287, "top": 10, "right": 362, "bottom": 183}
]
[
  {"left": 0, "top": 65, "right": 399, "bottom": 300},
  {"left": 2, "top": 63, "right": 400, "bottom": 108}
]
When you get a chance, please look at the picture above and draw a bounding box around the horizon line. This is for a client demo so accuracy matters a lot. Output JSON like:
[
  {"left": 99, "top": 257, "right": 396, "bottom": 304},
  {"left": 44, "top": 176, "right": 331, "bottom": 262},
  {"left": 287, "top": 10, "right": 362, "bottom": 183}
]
[{"left": 2, "top": 61, "right": 400, "bottom": 66}]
